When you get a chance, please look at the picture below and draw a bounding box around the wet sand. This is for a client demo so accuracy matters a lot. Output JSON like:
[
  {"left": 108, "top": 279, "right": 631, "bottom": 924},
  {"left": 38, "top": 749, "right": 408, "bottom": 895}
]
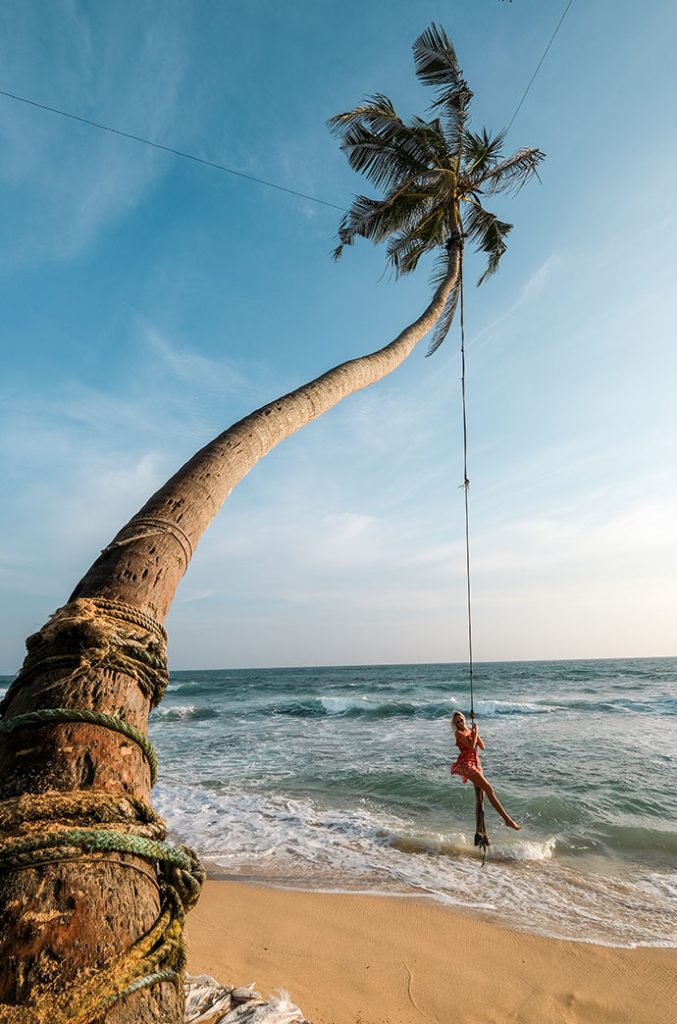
[{"left": 186, "top": 879, "right": 677, "bottom": 1024}]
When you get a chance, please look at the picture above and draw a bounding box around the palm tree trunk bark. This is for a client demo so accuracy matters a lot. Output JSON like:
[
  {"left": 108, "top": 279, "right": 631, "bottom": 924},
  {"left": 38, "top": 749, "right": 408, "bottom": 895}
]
[{"left": 0, "top": 243, "right": 460, "bottom": 1023}]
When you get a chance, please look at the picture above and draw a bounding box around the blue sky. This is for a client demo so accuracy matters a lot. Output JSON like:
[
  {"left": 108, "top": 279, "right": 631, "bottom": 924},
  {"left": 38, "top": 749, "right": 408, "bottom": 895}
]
[{"left": 1, "top": 0, "right": 676, "bottom": 671}]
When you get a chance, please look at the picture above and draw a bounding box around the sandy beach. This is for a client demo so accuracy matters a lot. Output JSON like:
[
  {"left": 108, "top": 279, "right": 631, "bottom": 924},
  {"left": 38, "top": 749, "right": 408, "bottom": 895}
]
[{"left": 186, "top": 879, "right": 677, "bottom": 1024}]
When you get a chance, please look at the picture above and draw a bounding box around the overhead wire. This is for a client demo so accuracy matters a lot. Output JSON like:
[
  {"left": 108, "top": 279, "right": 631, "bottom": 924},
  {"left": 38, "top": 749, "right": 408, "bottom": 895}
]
[
  {"left": 0, "top": 87, "right": 345, "bottom": 212},
  {"left": 505, "top": 0, "right": 575, "bottom": 134},
  {"left": 0, "top": 4, "right": 573, "bottom": 214}
]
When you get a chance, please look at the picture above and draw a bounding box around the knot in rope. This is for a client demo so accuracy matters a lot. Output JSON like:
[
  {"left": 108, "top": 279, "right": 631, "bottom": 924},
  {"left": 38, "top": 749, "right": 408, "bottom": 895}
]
[
  {"left": 0, "top": 597, "right": 169, "bottom": 714},
  {"left": 163, "top": 843, "right": 206, "bottom": 915}
]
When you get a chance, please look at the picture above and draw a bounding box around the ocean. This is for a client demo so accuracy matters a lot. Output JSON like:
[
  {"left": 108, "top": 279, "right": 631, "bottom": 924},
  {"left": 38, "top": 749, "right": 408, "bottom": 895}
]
[
  {"left": 149, "top": 658, "right": 676, "bottom": 948},
  {"left": 2, "top": 658, "right": 676, "bottom": 947}
]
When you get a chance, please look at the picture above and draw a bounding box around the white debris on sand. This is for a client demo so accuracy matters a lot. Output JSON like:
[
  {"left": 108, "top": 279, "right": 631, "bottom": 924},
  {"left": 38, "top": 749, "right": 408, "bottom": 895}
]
[{"left": 184, "top": 974, "right": 311, "bottom": 1024}]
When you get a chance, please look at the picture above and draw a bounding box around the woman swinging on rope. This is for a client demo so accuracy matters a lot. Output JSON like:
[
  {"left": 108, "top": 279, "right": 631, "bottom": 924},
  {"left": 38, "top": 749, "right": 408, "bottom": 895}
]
[{"left": 451, "top": 711, "right": 521, "bottom": 831}]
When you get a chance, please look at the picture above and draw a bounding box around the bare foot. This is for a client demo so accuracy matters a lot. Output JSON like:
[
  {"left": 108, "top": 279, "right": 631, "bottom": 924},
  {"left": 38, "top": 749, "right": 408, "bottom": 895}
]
[{"left": 504, "top": 818, "right": 521, "bottom": 830}]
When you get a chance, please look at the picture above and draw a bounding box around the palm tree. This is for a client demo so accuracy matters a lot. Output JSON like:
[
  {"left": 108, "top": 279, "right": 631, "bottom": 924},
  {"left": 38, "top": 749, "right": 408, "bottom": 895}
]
[
  {"left": 330, "top": 24, "right": 544, "bottom": 355},
  {"left": 0, "top": 24, "right": 543, "bottom": 1024}
]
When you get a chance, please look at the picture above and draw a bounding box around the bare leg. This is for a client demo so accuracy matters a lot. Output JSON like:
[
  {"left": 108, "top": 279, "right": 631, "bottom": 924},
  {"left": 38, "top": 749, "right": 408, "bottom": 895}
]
[
  {"left": 474, "top": 784, "right": 487, "bottom": 840},
  {"left": 469, "top": 771, "right": 520, "bottom": 830}
]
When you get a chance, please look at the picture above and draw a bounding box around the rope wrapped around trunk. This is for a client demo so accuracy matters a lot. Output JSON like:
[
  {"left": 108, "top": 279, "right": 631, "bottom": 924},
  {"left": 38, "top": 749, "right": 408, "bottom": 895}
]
[
  {"left": 0, "top": 791, "right": 205, "bottom": 1024},
  {"left": 0, "top": 597, "right": 170, "bottom": 715},
  {"left": 0, "top": 597, "right": 203, "bottom": 1023},
  {"left": 0, "top": 707, "right": 159, "bottom": 785}
]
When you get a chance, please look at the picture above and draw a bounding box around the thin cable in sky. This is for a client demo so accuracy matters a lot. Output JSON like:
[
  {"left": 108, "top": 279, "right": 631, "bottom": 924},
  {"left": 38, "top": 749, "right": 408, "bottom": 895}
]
[
  {"left": 505, "top": 0, "right": 575, "bottom": 134},
  {"left": 2, "top": 7, "right": 573, "bottom": 213},
  {"left": 0, "top": 87, "right": 346, "bottom": 213}
]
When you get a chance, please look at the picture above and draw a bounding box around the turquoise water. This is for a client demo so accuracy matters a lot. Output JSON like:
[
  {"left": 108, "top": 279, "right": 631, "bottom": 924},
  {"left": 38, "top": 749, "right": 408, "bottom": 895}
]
[
  {"left": 147, "top": 658, "right": 676, "bottom": 946},
  {"left": 3, "top": 658, "right": 675, "bottom": 945}
]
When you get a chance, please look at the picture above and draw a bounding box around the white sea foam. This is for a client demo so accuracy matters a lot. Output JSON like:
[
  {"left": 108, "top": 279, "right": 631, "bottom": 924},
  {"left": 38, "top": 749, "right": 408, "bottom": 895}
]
[
  {"left": 154, "top": 705, "right": 198, "bottom": 719},
  {"left": 262, "top": 694, "right": 560, "bottom": 719},
  {"left": 635, "top": 871, "right": 677, "bottom": 903},
  {"left": 151, "top": 705, "right": 218, "bottom": 722},
  {"left": 473, "top": 698, "right": 563, "bottom": 716},
  {"left": 318, "top": 696, "right": 359, "bottom": 714},
  {"left": 493, "top": 836, "right": 557, "bottom": 862},
  {"left": 153, "top": 780, "right": 677, "bottom": 948}
]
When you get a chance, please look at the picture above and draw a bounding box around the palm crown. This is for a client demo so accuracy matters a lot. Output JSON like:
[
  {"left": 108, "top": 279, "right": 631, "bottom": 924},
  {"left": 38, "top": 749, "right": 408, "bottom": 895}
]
[{"left": 329, "top": 24, "right": 545, "bottom": 354}]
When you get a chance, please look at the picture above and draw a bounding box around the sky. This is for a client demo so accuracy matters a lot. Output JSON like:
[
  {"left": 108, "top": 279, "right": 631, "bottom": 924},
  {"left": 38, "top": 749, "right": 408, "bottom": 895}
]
[{"left": 1, "top": 0, "right": 676, "bottom": 672}]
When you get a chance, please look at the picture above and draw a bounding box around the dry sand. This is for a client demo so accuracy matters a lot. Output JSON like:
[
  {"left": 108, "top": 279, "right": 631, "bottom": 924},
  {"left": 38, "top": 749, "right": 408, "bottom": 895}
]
[{"left": 186, "top": 879, "right": 677, "bottom": 1024}]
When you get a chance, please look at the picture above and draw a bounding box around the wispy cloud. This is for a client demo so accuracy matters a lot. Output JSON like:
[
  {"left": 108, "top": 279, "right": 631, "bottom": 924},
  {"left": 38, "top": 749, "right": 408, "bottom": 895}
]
[
  {"left": 0, "top": 1, "right": 189, "bottom": 264},
  {"left": 467, "top": 251, "right": 561, "bottom": 356},
  {"left": 166, "top": 479, "right": 677, "bottom": 666},
  {"left": 144, "top": 326, "right": 250, "bottom": 398}
]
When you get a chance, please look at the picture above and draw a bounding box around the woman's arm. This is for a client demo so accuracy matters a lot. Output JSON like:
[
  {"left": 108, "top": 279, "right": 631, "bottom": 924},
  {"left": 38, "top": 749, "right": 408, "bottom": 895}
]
[{"left": 471, "top": 723, "right": 485, "bottom": 750}]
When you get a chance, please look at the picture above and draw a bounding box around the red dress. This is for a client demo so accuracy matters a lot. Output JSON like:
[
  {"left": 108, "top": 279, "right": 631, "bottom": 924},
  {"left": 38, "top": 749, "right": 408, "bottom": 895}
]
[{"left": 451, "top": 728, "right": 482, "bottom": 784}]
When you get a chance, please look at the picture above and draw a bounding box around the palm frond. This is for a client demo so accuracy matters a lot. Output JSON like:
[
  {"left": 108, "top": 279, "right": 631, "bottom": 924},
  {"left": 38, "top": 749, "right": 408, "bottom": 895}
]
[
  {"left": 426, "top": 268, "right": 461, "bottom": 356},
  {"left": 329, "top": 98, "right": 452, "bottom": 191},
  {"left": 329, "top": 95, "right": 433, "bottom": 167},
  {"left": 327, "top": 93, "right": 399, "bottom": 135},
  {"left": 336, "top": 125, "right": 430, "bottom": 192},
  {"left": 412, "top": 23, "right": 473, "bottom": 152},
  {"left": 478, "top": 146, "right": 545, "bottom": 195},
  {"left": 386, "top": 205, "right": 448, "bottom": 276},
  {"left": 384, "top": 233, "right": 430, "bottom": 277},
  {"left": 463, "top": 202, "right": 512, "bottom": 285},
  {"left": 412, "top": 23, "right": 464, "bottom": 90},
  {"left": 462, "top": 128, "right": 505, "bottom": 178},
  {"left": 408, "top": 116, "right": 451, "bottom": 164},
  {"left": 333, "top": 191, "right": 440, "bottom": 260}
]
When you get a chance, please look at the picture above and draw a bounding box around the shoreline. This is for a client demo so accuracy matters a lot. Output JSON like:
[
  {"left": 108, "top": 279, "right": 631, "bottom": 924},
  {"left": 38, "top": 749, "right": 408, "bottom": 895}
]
[
  {"left": 200, "top": 865, "right": 677, "bottom": 950},
  {"left": 186, "top": 878, "right": 677, "bottom": 1024}
]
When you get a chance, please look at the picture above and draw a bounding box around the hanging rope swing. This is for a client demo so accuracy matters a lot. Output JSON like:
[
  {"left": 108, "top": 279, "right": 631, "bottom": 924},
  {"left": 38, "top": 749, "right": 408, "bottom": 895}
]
[{"left": 456, "top": 234, "right": 490, "bottom": 866}]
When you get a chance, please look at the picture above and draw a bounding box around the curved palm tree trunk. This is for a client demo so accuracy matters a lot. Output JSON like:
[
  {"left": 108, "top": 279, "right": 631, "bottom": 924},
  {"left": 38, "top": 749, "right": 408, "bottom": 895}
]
[
  {"left": 71, "top": 246, "right": 460, "bottom": 619},
  {"left": 0, "top": 244, "right": 459, "bottom": 1023}
]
